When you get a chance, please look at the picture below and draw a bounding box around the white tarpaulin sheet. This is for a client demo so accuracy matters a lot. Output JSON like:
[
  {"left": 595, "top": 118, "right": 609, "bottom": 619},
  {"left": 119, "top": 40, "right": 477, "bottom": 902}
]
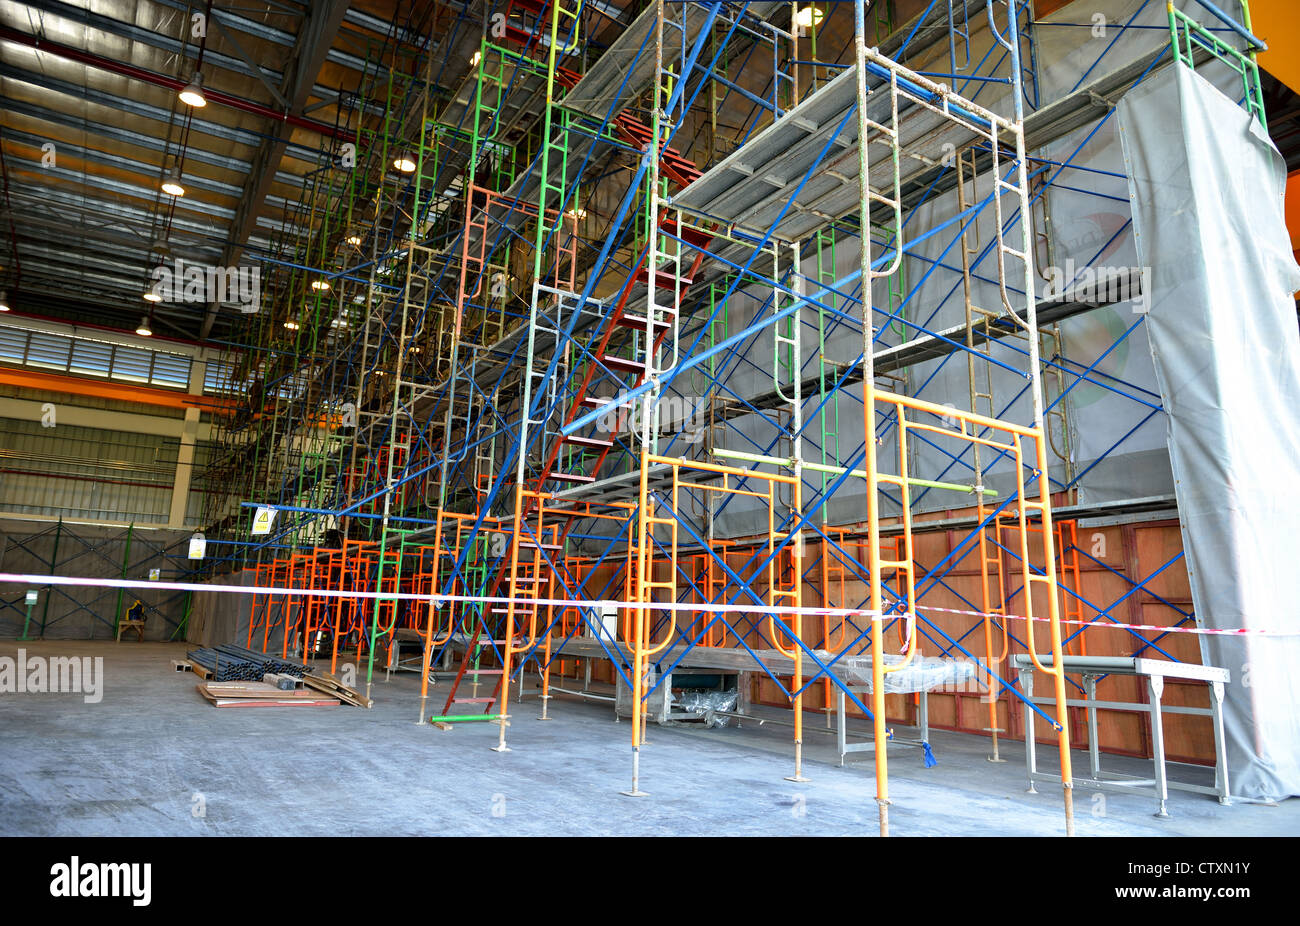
[{"left": 1119, "top": 64, "right": 1300, "bottom": 800}]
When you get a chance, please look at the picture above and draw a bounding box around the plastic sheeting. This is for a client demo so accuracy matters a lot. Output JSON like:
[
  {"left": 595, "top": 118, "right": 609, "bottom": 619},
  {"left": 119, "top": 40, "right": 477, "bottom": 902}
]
[
  {"left": 1118, "top": 64, "right": 1300, "bottom": 800},
  {"left": 837, "top": 654, "right": 979, "bottom": 694},
  {"left": 674, "top": 689, "right": 740, "bottom": 727}
]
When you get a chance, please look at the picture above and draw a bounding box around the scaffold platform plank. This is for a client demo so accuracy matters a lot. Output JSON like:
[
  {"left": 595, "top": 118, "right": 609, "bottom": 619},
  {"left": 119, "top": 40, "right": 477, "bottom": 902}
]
[
  {"left": 550, "top": 636, "right": 828, "bottom": 678},
  {"left": 674, "top": 62, "right": 987, "bottom": 243},
  {"left": 711, "top": 269, "right": 1144, "bottom": 422},
  {"left": 561, "top": 2, "right": 783, "bottom": 119}
]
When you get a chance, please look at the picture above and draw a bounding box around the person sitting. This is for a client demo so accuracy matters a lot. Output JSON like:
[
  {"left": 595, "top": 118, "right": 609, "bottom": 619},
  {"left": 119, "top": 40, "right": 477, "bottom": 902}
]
[{"left": 117, "top": 599, "right": 146, "bottom": 642}]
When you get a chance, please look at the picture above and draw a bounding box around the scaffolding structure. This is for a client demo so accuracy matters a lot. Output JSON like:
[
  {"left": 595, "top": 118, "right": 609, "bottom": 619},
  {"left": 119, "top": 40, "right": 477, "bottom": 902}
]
[{"left": 179, "top": 0, "right": 1269, "bottom": 836}]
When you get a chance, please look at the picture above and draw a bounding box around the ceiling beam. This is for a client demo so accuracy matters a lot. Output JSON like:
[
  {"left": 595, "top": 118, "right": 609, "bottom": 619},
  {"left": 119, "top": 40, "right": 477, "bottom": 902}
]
[
  {"left": 0, "top": 396, "right": 214, "bottom": 441},
  {"left": 202, "top": 1, "right": 351, "bottom": 339},
  {"left": 0, "top": 106, "right": 254, "bottom": 174},
  {"left": 0, "top": 25, "right": 350, "bottom": 141},
  {"left": 13, "top": 0, "right": 376, "bottom": 112},
  {"left": 2, "top": 208, "right": 222, "bottom": 263},
  {"left": 4, "top": 181, "right": 309, "bottom": 250},
  {"left": 6, "top": 156, "right": 239, "bottom": 221},
  {"left": 0, "top": 61, "right": 324, "bottom": 163},
  {"left": 0, "top": 368, "right": 237, "bottom": 413}
]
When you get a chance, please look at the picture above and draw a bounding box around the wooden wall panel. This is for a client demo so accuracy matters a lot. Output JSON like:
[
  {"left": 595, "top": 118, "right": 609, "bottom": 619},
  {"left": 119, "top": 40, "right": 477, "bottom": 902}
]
[
  {"left": 745, "top": 513, "right": 1211, "bottom": 765},
  {"left": 555, "top": 505, "right": 1213, "bottom": 768}
]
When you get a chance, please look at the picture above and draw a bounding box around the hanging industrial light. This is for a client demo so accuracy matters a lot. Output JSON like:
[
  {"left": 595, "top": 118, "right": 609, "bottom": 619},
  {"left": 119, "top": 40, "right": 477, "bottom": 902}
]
[
  {"left": 143, "top": 260, "right": 167, "bottom": 303},
  {"left": 795, "top": 5, "right": 824, "bottom": 28},
  {"left": 136, "top": 314, "right": 153, "bottom": 337},
  {"left": 161, "top": 167, "right": 186, "bottom": 197},
  {"left": 311, "top": 279, "right": 331, "bottom": 291},
  {"left": 0, "top": 290, "right": 10, "bottom": 312},
  {"left": 345, "top": 232, "right": 362, "bottom": 246},
  {"left": 178, "top": 72, "right": 207, "bottom": 108},
  {"left": 392, "top": 151, "right": 417, "bottom": 173}
]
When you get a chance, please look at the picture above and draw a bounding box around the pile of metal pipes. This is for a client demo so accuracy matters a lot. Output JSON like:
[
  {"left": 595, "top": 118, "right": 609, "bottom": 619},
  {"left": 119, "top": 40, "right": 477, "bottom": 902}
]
[
  {"left": 185, "top": 644, "right": 309, "bottom": 682},
  {"left": 213, "top": 643, "right": 308, "bottom": 678},
  {"left": 186, "top": 648, "right": 261, "bottom": 682}
]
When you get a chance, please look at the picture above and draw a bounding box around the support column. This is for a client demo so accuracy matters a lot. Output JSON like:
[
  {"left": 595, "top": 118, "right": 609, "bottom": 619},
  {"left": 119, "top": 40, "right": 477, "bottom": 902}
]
[{"left": 168, "top": 359, "right": 206, "bottom": 529}]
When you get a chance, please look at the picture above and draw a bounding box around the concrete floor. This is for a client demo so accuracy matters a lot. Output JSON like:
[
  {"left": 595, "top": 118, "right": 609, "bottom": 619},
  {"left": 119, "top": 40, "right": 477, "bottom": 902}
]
[{"left": 1, "top": 640, "right": 1295, "bottom": 836}]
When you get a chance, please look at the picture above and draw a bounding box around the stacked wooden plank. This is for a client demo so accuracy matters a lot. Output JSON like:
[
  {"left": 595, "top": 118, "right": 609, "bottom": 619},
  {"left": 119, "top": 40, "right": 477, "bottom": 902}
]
[
  {"left": 262, "top": 672, "right": 303, "bottom": 690},
  {"left": 180, "top": 644, "right": 370, "bottom": 708},
  {"left": 303, "top": 671, "right": 373, "bottom": 709},
  {"left": 196, "top": 682, "right": 340, "bottom": 708}
]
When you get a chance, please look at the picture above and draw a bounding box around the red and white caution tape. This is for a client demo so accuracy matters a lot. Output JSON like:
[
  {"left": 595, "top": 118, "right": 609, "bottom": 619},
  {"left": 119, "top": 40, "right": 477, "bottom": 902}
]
[
  {"left": 2, "top": 572, "right": 1296, "bottom": 637},
  {"left": 903, "top": 601, "right": 1298, "bottom": 637}
]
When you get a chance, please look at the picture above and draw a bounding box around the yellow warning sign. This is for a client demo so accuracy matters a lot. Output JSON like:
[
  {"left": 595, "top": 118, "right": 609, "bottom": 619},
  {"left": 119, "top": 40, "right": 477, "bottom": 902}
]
[{"left": 251, "top": 507, "right": 276, "bottom": 536}]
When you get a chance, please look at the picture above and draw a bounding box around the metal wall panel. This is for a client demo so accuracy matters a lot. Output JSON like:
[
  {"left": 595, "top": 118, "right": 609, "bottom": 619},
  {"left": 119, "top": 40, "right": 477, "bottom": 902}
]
[{"left": 0, "top": 418, "right": 179, "bottom": 523}]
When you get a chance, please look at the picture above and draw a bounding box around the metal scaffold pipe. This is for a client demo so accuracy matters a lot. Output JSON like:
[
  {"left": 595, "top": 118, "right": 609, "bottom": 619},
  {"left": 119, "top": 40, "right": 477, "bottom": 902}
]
[{"left": 854, "top": 0, "right": 889, "bottom": 840}]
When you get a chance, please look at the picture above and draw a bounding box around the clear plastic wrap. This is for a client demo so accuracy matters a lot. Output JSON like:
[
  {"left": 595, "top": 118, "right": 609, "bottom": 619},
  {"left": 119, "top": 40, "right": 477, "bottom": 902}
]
[
  {"left": 675, "top": 689, "right": 739, "bottom": 727},
  {"left": 837, "top": 655, "right": 979, "bottom": 694}
]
